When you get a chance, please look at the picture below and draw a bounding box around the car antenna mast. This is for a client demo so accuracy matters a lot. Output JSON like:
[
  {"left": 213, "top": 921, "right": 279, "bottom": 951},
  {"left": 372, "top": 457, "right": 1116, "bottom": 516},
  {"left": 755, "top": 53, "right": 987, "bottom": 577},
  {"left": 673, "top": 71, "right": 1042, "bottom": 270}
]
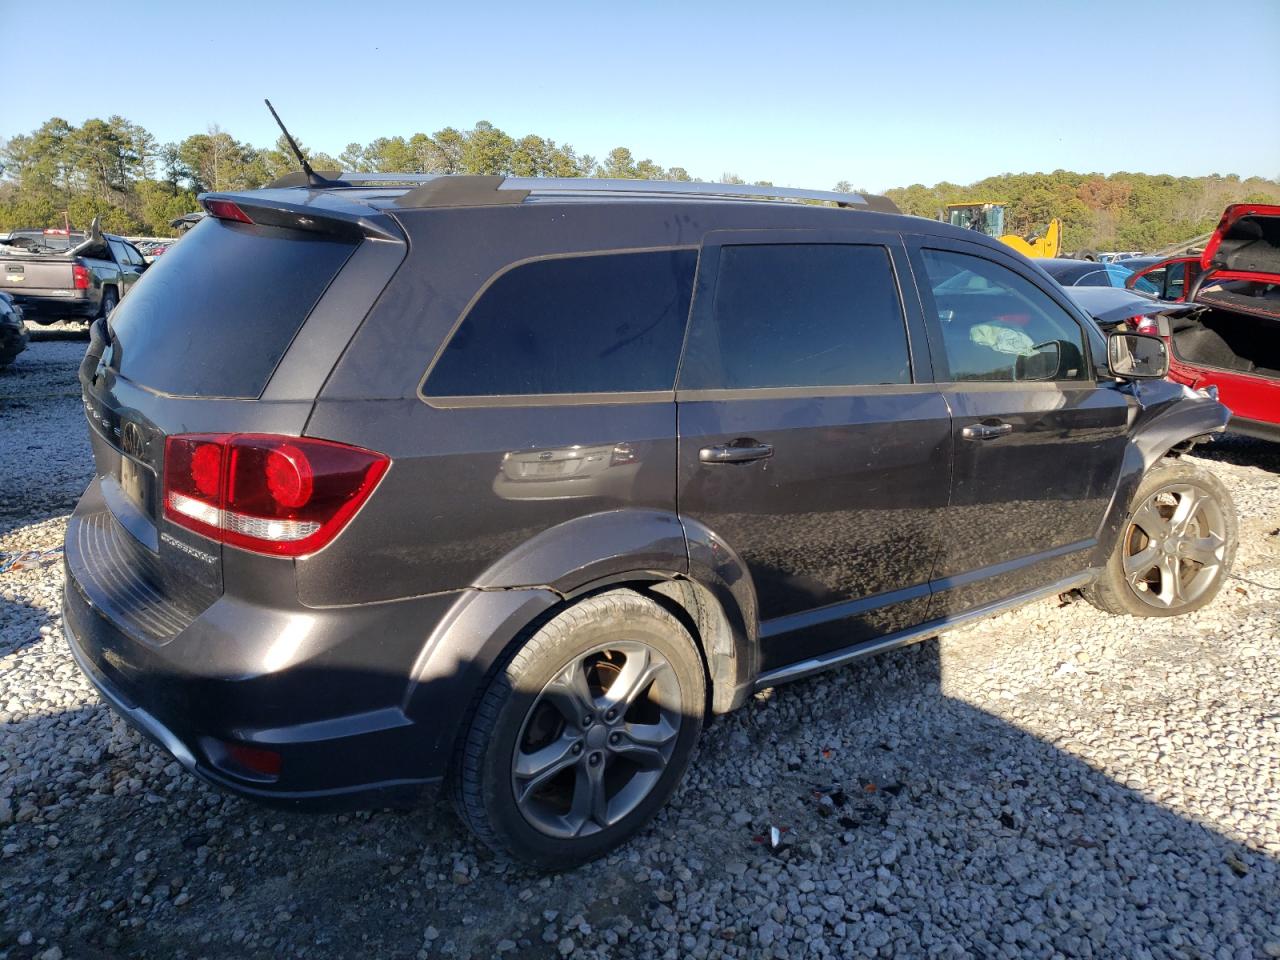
[{"left": 263, "top": 98, "right": 328, "bottom": 188}]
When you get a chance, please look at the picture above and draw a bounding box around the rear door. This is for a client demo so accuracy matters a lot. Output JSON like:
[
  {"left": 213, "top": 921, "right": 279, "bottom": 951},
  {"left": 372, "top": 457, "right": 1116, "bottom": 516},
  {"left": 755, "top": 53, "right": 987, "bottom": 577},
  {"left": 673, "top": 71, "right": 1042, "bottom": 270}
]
[
  {"left": 905, "top": 237, "right": 1131, "bottom": 616},
  {"left": 676, "top": 230, "right": 952, "bottom": 673}
]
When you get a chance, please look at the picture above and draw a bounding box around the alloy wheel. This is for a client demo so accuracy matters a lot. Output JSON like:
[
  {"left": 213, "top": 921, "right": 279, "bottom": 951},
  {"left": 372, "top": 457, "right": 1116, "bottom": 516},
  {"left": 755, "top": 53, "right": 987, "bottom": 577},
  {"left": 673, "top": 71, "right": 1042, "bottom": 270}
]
[
  {"left": 511, "top": 641, "right": 682, "bottom": 839},
  {"left": 1123, "top": 482, "right": 1227, "bottom": 610}
]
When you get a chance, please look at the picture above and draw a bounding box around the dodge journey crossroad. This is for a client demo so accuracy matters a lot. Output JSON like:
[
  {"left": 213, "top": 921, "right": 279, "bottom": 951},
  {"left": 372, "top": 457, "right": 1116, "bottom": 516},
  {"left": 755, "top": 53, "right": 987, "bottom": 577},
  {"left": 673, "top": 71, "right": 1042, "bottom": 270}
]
[{"left": 64, "top": 174, "right": 1236, "bottom": 868}]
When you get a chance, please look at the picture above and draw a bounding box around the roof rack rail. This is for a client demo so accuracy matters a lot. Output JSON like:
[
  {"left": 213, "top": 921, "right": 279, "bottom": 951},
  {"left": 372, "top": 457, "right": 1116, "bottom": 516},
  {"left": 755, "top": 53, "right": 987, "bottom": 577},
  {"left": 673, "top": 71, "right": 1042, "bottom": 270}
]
[
  {"left": 262, "top": 172, "right": 899, "bottom": 213},
  {"left": 503, "top": 178, "right": 898, "bottom": 212}
]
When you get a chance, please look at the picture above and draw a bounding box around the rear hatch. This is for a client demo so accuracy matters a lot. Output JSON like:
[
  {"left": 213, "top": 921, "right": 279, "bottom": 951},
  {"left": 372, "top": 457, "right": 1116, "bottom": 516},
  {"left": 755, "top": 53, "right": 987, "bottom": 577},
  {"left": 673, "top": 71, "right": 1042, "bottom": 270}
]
[
  {"left": 73, "top": 200, "right": 400, "bottom": 641},
  {"left": 1196, "top": 203, "right": 1280, "bottom": 319}
]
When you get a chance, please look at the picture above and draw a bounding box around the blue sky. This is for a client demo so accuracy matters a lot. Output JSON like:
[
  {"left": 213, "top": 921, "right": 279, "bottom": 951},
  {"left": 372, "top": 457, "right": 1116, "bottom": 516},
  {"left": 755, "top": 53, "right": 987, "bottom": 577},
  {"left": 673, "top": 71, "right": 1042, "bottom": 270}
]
[{"left": 4, "top": 0, "right": 1278, "bottom": 191}]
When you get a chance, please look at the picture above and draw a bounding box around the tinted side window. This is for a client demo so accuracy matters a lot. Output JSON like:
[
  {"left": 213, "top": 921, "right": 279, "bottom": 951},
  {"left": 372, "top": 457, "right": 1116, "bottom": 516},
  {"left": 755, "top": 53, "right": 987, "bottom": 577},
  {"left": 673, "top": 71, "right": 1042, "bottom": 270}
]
[
  {"left": 108, "top": 239, "right": 131, "bottom": 265},
  {"left": 424, "top": 250, "right": 696, "bottom": 398},
  {"left": 920, "top": 249, "right": 1089, "bottom": 382},
  {"left": 678, "top": 244, "right": 910, "bottom": 390}
]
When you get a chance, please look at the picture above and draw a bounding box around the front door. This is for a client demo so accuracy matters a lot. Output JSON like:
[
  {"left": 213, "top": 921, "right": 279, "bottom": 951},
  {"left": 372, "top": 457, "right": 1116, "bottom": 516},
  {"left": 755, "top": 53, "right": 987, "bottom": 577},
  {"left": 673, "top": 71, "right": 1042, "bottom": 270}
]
[
  {"left": 676, "top": 231, "right": 953, "bottom": 674},
  {"left": 906, "top": 238, "right": 1132, "bottom": 616}
]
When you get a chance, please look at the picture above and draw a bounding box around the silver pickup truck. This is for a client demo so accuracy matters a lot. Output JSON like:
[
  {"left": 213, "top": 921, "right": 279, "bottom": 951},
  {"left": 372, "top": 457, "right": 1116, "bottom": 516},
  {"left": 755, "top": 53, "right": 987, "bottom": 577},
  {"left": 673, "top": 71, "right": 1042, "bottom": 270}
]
[{"left": 0, "top": 219, "right": 148, "bottom": 324}]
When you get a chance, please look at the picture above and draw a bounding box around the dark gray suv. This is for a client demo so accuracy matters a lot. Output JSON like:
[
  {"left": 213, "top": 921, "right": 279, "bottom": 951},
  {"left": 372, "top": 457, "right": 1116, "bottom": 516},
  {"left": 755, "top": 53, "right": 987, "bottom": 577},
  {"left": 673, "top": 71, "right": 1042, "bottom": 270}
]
[{"left": 64, "top": 175, "right": 1237, "bottom": 868}]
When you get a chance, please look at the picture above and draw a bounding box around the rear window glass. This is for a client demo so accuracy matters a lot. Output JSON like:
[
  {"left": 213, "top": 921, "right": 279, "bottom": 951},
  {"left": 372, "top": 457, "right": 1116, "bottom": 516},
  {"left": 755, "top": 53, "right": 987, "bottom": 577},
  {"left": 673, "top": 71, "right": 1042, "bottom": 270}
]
[
  {"left": 678, "top": 244, "right": 911, "bottom": 390},
  {"left": 423, "top": 249, "right": 696, "bottom": 398},
  {"left": 107, "top": 219, "right": 355, "bottom": 397}
]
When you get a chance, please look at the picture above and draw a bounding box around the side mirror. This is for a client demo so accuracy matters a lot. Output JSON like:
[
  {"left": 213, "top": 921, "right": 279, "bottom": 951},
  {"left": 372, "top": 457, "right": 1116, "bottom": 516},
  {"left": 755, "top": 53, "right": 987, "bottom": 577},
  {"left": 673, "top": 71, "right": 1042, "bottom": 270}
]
[{"left": 1107, "top": 331, "right": 1169, "bottom": 380}]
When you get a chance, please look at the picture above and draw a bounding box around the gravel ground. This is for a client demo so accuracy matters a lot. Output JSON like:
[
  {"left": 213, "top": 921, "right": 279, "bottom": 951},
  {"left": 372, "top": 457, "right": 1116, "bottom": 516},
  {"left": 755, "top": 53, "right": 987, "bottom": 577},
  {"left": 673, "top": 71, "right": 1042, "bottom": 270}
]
[{"left": 2, "top": 338, "right": 1278, "bottom": 960}]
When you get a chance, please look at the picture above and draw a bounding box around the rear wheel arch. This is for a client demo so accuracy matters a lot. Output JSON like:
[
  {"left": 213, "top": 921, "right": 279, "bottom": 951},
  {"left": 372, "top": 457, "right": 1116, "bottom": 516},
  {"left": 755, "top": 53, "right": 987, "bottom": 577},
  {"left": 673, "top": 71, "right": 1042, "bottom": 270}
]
[
  {"left": 560, "top": 572, "right": 754, "bottom": 717},
  {"left": 405, "top": 575, "right": 717, "bottom": 781},
  {"left": 419, "top": 511, "right": 763, "bottom": 765},
  {"left": 462, "top": 508, "right": 762, "bottom": 713}
]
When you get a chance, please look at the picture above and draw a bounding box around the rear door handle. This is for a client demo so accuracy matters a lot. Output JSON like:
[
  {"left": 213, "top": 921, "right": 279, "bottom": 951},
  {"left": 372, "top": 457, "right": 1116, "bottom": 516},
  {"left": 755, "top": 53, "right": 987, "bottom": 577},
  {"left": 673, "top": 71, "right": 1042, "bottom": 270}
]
[
  {"left": 699, "top": 440, "right": 774, "bottom": 464},
  {"left": 961, "top": 421, "right": 1014, "bottom": 441}
]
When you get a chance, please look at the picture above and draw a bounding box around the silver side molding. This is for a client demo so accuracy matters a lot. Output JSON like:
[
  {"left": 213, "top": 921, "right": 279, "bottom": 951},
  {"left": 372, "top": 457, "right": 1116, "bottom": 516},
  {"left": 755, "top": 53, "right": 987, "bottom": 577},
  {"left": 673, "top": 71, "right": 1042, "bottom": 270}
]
[{"left": 753, "top": 571, "right": 1097, "bottom": 691}]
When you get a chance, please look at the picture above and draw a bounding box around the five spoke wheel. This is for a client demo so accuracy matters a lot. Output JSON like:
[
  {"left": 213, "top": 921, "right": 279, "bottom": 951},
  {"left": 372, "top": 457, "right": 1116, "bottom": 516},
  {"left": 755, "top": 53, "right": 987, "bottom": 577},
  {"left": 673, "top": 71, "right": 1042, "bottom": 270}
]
[
  {"left": 1123, "top": 482, "right": 1227, "bottom": 610},
  {"left": 512, "top": 641, "right": 682, "bottom": 838}
]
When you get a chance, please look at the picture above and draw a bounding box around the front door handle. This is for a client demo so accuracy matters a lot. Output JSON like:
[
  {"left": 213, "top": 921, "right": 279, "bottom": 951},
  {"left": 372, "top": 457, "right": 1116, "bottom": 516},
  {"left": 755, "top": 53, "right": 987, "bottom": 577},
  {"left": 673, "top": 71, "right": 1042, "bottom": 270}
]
[
  {"left": 961, "top": 421, "right": 1014, "bottom": 441},
  {"left": 699, "top": 440, "right": 774, "bottom": 464}
]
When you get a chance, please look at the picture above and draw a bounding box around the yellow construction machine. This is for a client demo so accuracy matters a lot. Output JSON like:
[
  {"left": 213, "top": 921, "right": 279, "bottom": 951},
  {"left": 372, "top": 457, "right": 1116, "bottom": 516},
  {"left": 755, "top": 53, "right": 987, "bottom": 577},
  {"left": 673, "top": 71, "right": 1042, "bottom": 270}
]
[{"left": 942, "top": 202, "right": 1062, "bottom": 258}]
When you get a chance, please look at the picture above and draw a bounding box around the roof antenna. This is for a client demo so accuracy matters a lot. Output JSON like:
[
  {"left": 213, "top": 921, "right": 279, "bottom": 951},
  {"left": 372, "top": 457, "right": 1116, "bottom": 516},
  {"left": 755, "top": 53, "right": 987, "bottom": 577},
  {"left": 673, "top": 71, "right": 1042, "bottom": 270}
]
[{"left": 264, "top": 98, "right": 329, "bottom": 188}]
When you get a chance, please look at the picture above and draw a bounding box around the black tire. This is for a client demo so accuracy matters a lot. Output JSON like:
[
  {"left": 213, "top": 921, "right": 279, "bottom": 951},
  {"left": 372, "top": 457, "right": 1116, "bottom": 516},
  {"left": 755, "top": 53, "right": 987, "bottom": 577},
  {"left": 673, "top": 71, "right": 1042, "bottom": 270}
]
[
  {"left": 97, "top": 288, "right": 118, "bottom": 320},
  {"left": 452, "top": 589, "right": 706, "bottom": 870},
  {"left": 1083, "top": 460, "right": 1236, "bottom": 617}
]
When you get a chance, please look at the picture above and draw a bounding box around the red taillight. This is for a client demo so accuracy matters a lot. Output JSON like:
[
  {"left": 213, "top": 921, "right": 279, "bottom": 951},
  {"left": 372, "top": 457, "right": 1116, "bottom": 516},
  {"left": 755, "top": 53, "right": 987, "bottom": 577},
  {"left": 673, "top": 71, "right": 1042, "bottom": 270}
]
[
  {"left": 203, "top": 199, "right": 254, "bottom": 224},
  {"left": 1133, "top": 316, "right": 1160, "bottom": 335},
  {"left": 72, "top": 264, "right": 91, "bottom": 290},
  {"left": 163, "top": 434, "right": 389, "bottom": 557}
]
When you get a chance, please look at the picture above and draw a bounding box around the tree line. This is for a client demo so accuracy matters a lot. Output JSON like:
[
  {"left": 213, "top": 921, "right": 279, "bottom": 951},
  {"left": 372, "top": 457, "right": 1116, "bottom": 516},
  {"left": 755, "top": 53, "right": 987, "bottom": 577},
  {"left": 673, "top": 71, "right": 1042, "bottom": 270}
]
[{"left": 2, "top": 115, "right": 1277, "bottom": 249}]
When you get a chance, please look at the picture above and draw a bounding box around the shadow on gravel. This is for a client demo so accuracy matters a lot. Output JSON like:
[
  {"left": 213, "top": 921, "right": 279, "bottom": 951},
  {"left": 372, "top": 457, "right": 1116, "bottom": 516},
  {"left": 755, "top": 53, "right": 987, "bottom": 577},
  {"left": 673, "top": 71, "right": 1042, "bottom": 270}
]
[
  {"left": 0, "top": 585, "right": 59, "bottom": 658},
  {"left": 1, "top": 625, "right": 1276, "bottom": 959},
  {"left": 1196, "top": 433, "right": 1280, "bottom": 475}
]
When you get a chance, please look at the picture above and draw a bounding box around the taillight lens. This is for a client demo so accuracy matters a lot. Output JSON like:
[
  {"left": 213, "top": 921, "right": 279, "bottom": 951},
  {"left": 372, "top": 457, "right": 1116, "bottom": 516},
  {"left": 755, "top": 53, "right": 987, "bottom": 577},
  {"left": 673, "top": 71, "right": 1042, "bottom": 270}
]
[
  {"left": 1134, "top": 316, "right": 1160, "bottom": 335},
  {"left": 163, "top": 434, "right": 389, "bottom": 557},
  {"left": 72, "top": 264, "right": 91, "bottom": 290},
  {"left": 203, "top": 199, "right": 254, "bottom": 223}
]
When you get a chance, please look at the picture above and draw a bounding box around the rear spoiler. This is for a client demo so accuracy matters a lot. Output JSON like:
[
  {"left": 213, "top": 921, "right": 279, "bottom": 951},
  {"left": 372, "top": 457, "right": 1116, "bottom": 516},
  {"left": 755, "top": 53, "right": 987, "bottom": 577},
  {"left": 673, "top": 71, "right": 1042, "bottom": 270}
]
[{"left": 197, "top": 192, "right": 403, "bottom": 242}]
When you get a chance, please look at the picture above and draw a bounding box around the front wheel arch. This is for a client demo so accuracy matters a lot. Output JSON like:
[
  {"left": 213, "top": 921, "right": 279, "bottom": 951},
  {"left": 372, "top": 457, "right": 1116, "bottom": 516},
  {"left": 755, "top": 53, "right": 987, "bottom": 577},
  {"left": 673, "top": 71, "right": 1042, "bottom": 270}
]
[{"left": 1083, "top": 459, "right": 1237, "bottom": 616}]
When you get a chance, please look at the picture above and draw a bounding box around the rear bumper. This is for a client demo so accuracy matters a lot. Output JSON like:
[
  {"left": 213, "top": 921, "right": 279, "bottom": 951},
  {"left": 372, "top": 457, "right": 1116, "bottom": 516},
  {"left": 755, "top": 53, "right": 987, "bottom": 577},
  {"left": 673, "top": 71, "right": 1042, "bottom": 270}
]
[
  {"left": 61, "top": 481, "right": 469, "bottom": 809},
  {"left": 7, "top": 292, "right": 96, "bottom": 320},
  {"left": 63, "top": 578, "right": 440, "bottom": 809}
]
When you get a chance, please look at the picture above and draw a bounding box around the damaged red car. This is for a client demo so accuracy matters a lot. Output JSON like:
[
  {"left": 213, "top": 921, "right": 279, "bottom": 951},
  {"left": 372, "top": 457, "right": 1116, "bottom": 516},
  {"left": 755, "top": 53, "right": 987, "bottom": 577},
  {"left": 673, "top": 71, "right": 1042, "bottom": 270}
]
[{"left": 1126, "top": 204, "right": 1280, "bottom": 441}]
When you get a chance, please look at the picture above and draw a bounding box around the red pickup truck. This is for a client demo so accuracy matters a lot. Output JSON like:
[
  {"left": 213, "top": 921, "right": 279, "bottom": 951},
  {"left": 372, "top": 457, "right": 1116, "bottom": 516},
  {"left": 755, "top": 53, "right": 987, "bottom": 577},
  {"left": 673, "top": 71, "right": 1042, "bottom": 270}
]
[{"left": 1127, "top": 204, "right": 1280, "bottom": 442}]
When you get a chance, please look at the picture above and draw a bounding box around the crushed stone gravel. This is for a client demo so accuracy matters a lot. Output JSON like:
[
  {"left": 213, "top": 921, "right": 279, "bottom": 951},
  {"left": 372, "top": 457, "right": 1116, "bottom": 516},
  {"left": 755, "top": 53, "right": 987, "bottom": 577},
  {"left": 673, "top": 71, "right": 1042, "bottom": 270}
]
[{"left": 2, "top": 339, "right": 1278, "bottom": 959}]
